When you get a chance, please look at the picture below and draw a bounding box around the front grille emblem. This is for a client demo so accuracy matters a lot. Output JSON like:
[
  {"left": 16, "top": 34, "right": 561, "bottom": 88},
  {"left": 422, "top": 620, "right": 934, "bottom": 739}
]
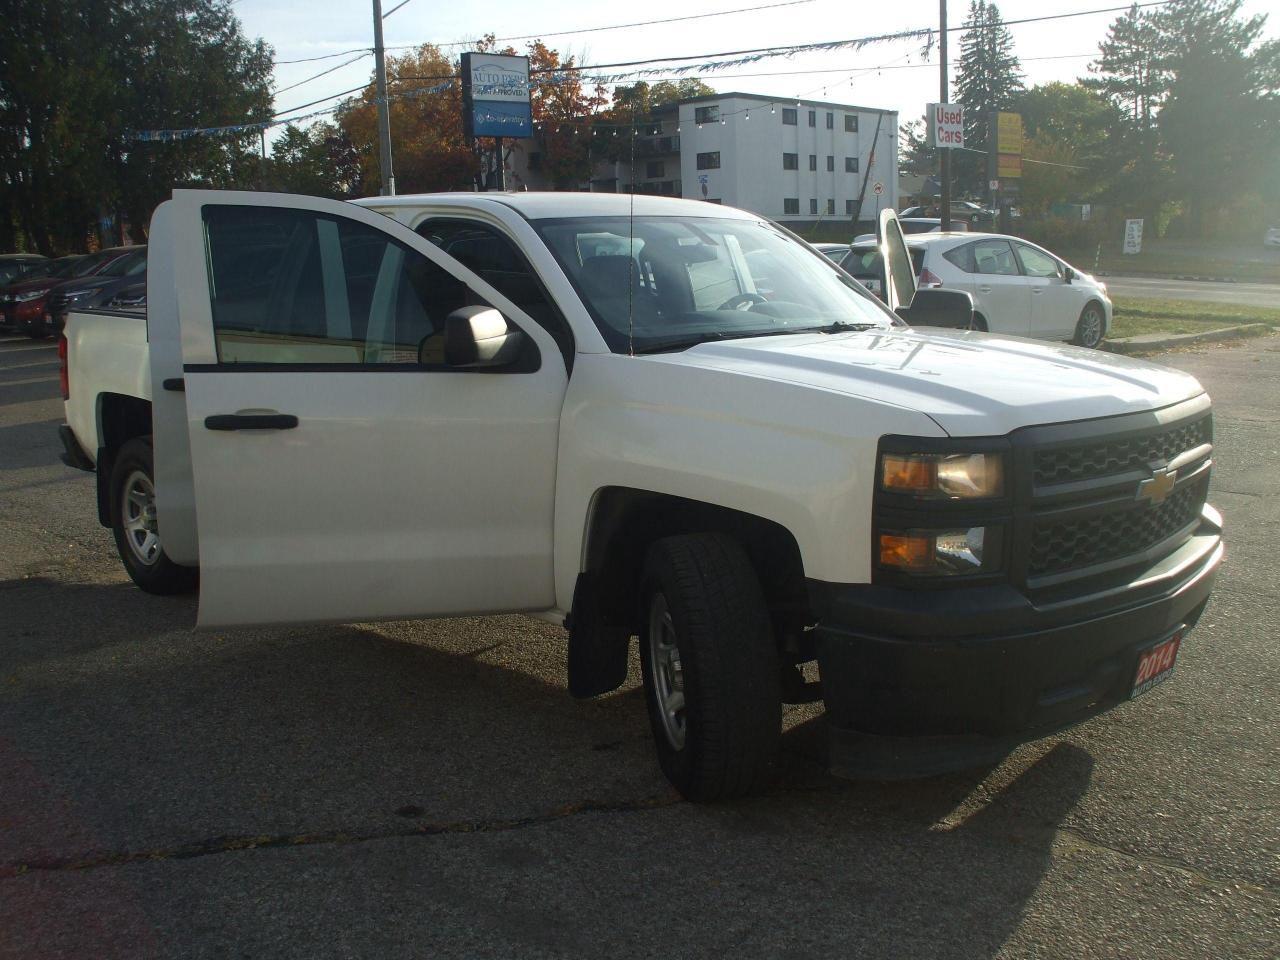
[{"left": 1137, "top": 466, "right": 1178, "bottom": 505}]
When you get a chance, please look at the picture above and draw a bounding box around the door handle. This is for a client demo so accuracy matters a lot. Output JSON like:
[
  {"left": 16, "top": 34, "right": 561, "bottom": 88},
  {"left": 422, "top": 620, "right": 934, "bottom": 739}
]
[
  {"left": 978, "top": 285, "right": 992, "bottom": 293},
  {"left": 204, "top": 414, "right": 299, "bottom": 431}
]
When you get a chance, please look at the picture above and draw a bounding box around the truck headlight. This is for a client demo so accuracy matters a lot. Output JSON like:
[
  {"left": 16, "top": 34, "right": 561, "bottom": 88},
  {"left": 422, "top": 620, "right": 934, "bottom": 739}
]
[
  {"left": 878, "top": 526, "right": 997, "bottom": 575},
  {"left": 881, "top": 452, "right": 1004, "bottom": 499}
]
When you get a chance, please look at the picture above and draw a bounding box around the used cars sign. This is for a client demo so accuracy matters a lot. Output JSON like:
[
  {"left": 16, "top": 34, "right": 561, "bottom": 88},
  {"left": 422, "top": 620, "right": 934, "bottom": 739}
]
[{"left": 927, "top": 103, "right": 963, "bottom": 149}]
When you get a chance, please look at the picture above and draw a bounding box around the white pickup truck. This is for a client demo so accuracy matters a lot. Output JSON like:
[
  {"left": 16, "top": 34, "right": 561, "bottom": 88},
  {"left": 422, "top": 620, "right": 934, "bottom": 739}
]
[{"left": 59, "top": 191, "right": 1223, "bottom": 800}]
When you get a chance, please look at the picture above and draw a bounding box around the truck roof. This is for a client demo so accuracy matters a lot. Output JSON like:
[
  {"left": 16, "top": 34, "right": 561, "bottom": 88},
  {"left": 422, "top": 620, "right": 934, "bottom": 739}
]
[{"left": 352, "top": 191, "right": 760, "bottom": 221}]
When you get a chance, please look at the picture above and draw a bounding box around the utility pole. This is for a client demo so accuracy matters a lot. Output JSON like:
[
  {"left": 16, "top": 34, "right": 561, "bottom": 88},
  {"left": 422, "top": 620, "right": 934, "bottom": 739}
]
[
  {"left": 371, "top": 0, "right": 396, "bottom": 195},
  {"left": 939, "top": 0, "right": 951, "bottom": 231}
]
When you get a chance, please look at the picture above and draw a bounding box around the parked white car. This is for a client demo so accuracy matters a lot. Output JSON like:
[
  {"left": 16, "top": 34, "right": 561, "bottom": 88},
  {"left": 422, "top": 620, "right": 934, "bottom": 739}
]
[{"left": 906, "top": 232, "right": 1112, "bottom": 347}]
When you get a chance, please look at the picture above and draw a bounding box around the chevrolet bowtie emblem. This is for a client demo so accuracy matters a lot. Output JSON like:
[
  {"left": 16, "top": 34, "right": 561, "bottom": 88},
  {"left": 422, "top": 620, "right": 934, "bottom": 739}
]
[{"left": 1137, "top": 466, "right": 1177, "bottom": 505}]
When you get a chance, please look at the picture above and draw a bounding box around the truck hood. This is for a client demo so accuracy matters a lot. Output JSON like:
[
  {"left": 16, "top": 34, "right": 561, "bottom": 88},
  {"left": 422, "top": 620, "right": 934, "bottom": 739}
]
[{"left": 658, "top": 328, "right": 1205, "bottom": 436}]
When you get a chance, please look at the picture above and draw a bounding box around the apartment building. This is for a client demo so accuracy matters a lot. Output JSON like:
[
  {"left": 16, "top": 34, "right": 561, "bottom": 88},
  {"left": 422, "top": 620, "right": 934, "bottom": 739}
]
[{"left": 510, "top": 92, "right": 899, "bottom": 224}]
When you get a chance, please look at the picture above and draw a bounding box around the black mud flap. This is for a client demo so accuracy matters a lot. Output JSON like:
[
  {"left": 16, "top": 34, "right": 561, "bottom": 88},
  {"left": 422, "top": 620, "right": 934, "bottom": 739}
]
[{"left": 567, "top": 572, "right": 632, "bottom": 699}]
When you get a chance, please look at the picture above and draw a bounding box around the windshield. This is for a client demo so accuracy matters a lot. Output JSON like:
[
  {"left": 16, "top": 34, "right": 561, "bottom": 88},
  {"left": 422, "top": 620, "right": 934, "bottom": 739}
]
[
  {"left": 100, "top": 249, "right": 146, "bottom": 277},
  {"left": 69, "top": 250, "right": 117, "bottom": 278},
  {"left": 534, "top": 215, "right": 895, "bottom": 353}
]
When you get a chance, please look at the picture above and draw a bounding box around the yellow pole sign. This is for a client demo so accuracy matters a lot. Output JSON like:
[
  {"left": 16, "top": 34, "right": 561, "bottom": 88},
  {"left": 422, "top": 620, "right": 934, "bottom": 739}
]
[{"left": 995, "top": 111, "right": 1023, "bottom": 180}]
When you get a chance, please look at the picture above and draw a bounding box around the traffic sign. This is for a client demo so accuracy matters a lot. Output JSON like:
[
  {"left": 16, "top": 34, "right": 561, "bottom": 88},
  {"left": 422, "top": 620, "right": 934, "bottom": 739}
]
[{"left": 872, "top": 181, "right": 884, "bottom": 196}]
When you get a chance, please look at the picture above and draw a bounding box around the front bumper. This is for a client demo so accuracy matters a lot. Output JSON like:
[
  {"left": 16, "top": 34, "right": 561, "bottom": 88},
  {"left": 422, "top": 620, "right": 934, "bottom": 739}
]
[{"left": 811, "top": 505, "right": 1222, "bottom": 777}]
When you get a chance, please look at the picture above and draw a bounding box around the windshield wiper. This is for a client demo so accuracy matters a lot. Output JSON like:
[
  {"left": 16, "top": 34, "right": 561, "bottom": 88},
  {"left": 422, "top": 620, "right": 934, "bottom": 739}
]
[{"left": 802, "top": 321, "right": 882, "bottom": 334}]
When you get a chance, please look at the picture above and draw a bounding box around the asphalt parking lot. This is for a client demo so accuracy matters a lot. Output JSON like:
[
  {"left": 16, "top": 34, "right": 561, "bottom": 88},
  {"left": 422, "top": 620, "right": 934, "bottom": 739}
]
[{"left": 2, "top": 331, "right": 1277, "bottom": 959}]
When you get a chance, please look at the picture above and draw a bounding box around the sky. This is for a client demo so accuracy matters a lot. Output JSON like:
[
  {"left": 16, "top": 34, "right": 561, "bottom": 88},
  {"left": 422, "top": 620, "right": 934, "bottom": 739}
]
[{"left": 239, "top": 0, "right": 1279, "bottom": 143}]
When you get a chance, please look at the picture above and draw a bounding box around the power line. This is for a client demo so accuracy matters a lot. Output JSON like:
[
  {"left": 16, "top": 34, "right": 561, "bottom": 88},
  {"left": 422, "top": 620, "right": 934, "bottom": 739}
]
[
  {"left": 274, "top": 52, "right": 370, "bottom": 95},
  {"left": 276, "top": 46, "right": 372, "bottom": 65},
  {"left": 276, "top": 3, "right": 1165, "bottom": 126},
  {"left": 389, "top": 0, "right": 818, "bottom": 51},
  {"left": 381, "top": 0, "right": 417, "bottom": 18}
]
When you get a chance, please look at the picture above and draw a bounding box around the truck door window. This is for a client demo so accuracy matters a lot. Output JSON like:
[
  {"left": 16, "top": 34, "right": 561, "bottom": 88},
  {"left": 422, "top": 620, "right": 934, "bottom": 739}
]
[
  {"left": 203, "top": 205, "right": 494, "bottom": 366},
  {"left": 417, "top": 219, "right": 573, "bottom": 369}
]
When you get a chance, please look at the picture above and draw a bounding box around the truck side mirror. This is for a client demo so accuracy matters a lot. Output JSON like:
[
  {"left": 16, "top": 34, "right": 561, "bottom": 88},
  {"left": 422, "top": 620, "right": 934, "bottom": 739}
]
[
  {"left": 896, "top": 288, "right": 975, "bottom": 329},
  {"left": 438, "top": 306, "right": 526, "bottom": 368}
]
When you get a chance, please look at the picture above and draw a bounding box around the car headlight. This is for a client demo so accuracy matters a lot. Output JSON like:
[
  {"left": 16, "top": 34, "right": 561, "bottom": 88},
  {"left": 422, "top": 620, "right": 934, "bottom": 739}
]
[
  {"left": 878, "top": 526, "right": 999, "bottom": 575},
  {"left": 880, "top": 451, "right": 1004, "bottom": 499},
  {"left": 14, "top": 287, "right": 52, "bottom": 302}
]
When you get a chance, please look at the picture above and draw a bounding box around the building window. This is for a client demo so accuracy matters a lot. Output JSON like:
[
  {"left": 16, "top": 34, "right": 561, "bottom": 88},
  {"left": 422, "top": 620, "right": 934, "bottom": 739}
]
[
  {"left": 845, "top": 156, "right": 859, "bottom": 173},
  {"left": 807, "top": 110, "right": 816, "bottom": 127},
  {"left": 694, "top": 105, "right": 719, "bottom": 124},
  {"left": 826, "top": 199, "right": 835, "bottom": 215},
  {"left": 808, "top": 154, "right": 817, "bottom": 171},
  {"left": 783, "top": 198, "right": 800, "bottom": 215},
  {"left": 783, "top": 153, "right": 799, "bottom": 170},
  {"left": 696, "top": 151, "right": 720, "bottom": 170},
  {"left": 845, "top": 199, "right": 855, "bottom": 215},
  {"left": 809, "top": 199, "right": 818, "bottom": 215},
  {"left": 646, "top": 160, "right": 665, "bottom": 178},
  {"left": 782, "top": 107, "right": 797, "bottom": 125},
  {"left": 826, "top": 112, "right": 834, "bottom": 129},
  {"left": 844, "top": 114, "right": 859, "bottom": 132},
  {"left": 826, "top": 155, "right": 834, "bottom": 172}
]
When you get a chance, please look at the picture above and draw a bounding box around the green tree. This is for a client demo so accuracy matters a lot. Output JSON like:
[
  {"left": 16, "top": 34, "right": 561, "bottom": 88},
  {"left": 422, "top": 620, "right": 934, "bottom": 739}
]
[
  {"left": 953, "top": 0, "right": 1024, "bottom": 192},
  {"left": 1017, "top": 82, "right": 1123, "bottom": 204},
  {"left": 0, "top": 0, "right": 272, "bottom": 253},
  {"left": 270, "top": 122, "right": 362, "bottom": 198},
  {"left": 898, "top": 119, "right": 934, "bottom": 175},
  {"left": 1085, "top": 3, "right": 1167, "bottom": 225},
  {"left": 1151, "top": 0, "right": 1280, "bottom": 236}
]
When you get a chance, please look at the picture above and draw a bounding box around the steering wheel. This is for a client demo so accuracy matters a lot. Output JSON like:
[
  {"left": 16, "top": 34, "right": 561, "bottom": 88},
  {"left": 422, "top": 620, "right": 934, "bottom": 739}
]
[{"left": 718, "top": 292, "right": 768, "bottom": 311}]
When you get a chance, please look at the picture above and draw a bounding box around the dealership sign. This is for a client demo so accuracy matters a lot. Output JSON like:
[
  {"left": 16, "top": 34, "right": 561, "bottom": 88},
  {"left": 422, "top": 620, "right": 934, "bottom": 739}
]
[
  {"left": 461, "top": 53, "right": 532, "bottom": 139},
  {"left": 927, "top": 103, "right": 963, "bottom": 149}
]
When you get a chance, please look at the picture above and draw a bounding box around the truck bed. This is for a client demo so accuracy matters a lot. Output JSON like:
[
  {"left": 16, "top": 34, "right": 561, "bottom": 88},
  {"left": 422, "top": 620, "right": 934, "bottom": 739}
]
[{"left": 63, "top": 309, "right": 150, "bottom": 466}]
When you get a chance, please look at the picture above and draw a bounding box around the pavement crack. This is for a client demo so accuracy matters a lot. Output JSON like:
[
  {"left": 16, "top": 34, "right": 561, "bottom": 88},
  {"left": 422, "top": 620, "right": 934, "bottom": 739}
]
[
  {"left": 0, "top": 794, "right": 680, "bottom": 878},
  {"left": 1052, "top": 825, "right": 1279, "bottom": 897}
]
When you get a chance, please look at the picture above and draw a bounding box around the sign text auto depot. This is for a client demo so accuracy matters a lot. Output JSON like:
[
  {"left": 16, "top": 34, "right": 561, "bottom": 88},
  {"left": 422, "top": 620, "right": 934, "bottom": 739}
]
[{"left": 461, "top": 52, "right": 533, "bottom": 139}]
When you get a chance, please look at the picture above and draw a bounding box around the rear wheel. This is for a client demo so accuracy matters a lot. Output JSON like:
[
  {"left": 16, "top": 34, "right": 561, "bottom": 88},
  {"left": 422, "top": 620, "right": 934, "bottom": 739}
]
[
  {"left": 1073, "top": 302, "right": 1106, "bottom": 348},
  {"left": 639, "top": 533, "right": 780, "bottom": 801},
  {"left": 109, "top": 437, "right": 198, "bottom": 595}
]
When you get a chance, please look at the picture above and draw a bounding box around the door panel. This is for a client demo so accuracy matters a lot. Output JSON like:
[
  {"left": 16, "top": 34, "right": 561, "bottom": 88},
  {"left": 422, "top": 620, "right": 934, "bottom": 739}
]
[
  {"left": 968, "top": 239, "right": 1030, "bottom": 336},
  {"left": 1013, "top": 242, "right": 1074, "bottom": 339},
  {"left": 165, "top": 190, "right": 566, "bottom": 628}
]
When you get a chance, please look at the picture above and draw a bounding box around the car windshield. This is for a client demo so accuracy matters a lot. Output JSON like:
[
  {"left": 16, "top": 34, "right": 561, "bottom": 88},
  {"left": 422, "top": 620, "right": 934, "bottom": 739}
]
[
  {"left": 100, "top": 249, "right": 146, "bottom": 277},
  {"left": 534, "top": 215, "right": 894, "bottom": 353},
  {"left": 69, "top": 250, "right": 118, "bottom": 278}
]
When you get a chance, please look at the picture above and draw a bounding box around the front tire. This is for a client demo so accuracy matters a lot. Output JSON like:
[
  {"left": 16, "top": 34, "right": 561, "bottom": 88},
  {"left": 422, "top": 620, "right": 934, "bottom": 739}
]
[
  {"left": 640, "top": 534, "right": 780, "bottom": 801},
  {"left": 1073, "top": 302, "right": 1106, "bottom": 349},
  {"left": 109, "top": 437, "right": 198, "bottom": 595}
]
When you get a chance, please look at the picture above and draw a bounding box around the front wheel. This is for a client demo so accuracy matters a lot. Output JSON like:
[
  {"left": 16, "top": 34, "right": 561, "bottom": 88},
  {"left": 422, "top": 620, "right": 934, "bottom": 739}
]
[
  {"left": 1073, "top": 302, "right": 1106, "bottom": 349},
  {"left": 640, "top": 534, "right": 780, "bottom": 801},
  {"left": 109, "top": 437, "right": 198, "bottom": 595}
]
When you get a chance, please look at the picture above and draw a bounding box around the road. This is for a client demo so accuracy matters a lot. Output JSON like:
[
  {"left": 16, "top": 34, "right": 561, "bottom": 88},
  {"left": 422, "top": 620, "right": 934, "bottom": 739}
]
[
  {"left": 2, "top": 331, "right": 1278, "bottom": 959},
  {"left": 1102, "top": 274, "right": 1280, "bottom": 308}
]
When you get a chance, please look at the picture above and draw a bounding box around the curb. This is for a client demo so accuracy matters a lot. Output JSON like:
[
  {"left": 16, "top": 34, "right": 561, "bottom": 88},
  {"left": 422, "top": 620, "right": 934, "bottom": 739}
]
[
  {"left": 1104, "top": 323, "right": 1274, "bottom": 355},
  {"left": 1095, "top": 270, "right": 1243, "bottom": 283}
]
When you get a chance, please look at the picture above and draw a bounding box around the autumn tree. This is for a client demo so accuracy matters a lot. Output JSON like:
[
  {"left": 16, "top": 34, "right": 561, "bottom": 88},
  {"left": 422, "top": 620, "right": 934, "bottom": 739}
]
[{"left": 337, "top": 44, "right": 473, "bottom": 194}]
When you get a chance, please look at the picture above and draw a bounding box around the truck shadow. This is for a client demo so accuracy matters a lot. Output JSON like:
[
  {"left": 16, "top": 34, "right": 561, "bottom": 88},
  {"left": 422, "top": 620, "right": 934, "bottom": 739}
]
[{"left": 2, "top": 576, "right": 1092, "bottom": 959}]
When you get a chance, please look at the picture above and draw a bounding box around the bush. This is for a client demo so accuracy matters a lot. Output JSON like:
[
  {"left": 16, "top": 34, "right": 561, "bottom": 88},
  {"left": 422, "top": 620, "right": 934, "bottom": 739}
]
[{"left": 1013, "top": 216, "right": 1105, "bottom": 254}]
